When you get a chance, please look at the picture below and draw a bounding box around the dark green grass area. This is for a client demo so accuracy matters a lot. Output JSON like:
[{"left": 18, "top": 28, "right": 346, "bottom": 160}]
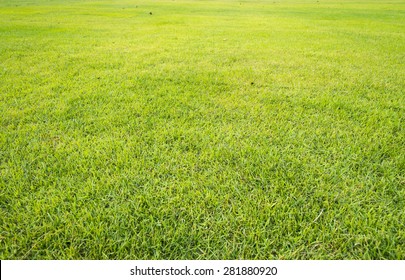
[{"left": 0, "top": 0, "right": 404, "bottom": 259}]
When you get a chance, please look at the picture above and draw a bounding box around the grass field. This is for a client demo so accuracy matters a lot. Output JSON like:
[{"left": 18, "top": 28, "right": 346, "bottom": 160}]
[{"left": 0, "top": 0, "right": 404, "bottom": 259}]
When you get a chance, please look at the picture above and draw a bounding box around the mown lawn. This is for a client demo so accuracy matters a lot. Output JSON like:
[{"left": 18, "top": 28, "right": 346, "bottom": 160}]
[{"left": 0, "top": 0, "right": 404, "bottom": 259}]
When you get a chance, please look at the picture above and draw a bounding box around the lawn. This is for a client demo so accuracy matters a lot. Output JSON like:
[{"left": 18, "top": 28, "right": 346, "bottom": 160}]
[{"left": 0, "top": 0, "right": 404, "bottom": 259}]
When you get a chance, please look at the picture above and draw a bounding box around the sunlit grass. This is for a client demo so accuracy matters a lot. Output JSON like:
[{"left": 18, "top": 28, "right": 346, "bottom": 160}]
[{"left": 0, "top": 0, "right": 404, "bottom": 259}]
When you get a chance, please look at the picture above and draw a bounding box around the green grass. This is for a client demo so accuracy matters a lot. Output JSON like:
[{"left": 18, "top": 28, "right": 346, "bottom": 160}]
[{"left": 0, "top": 0, "right": 404, "bottom": 259}]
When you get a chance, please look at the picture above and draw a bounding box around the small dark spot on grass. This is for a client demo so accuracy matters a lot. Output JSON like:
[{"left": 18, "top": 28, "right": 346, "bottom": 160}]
[{"left": 150, "top": 12, "right": 153, "bottom": 15}]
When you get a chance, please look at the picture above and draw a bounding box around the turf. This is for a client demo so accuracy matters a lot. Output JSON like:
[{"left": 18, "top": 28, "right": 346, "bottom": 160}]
[{"left": 0, "top": 0, "right": 404, "bottom": 259}]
